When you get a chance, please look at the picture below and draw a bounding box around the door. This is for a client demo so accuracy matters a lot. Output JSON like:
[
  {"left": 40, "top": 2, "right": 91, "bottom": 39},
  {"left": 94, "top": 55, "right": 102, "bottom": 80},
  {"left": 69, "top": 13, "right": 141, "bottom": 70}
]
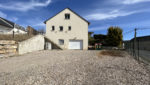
[
  {"left": 45, "top": 42, "right": 52, "bottom": 50},
  {"left": 69, "top": 40, "right": 83, "bottom": 50}
]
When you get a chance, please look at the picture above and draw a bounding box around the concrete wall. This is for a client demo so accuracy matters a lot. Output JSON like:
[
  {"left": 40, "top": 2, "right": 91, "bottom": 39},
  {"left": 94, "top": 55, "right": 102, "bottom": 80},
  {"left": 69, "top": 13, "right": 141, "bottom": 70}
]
[
  {"left": 18, "top": 35, "right": 45, "bottom": 54},
  {"left": 45, "top": 8, "right": 89, "bottom": 50}
]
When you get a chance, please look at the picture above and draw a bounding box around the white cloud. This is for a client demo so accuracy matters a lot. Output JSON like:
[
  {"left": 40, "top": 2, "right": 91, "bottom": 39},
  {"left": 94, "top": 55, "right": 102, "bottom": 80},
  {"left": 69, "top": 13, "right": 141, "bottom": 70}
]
[
  {"left": 13, "top": 17, "right": 18, "bottom": 21},
  {"left": 31, "top": 21, "right": 45, "bottom": 31},
  {"left": 89, "top": 26, "right": 109, "bottom": 31},
  {"left": 0, "top": 0, "right": 52, "bottom": 12},
  {"left": 85, "top": 0, "right": 150, "bottom": 21},
  {"left": 0, "top": 11, "right": 7, "bottom": 18},
  {"left": 86, "top": 9, "right": 147, "bottom": 21},
  {"left": 9, "top": 17, "right": 18, "bottom": 21},
  {"left": 26, "top": 18, "right": 45, "bottom": 28},
  {"left": 33, "top": 22, "right": 45, "bottom": 27},
  {"left": 123, "top": 0, "right": 150, "bottom": 4}
]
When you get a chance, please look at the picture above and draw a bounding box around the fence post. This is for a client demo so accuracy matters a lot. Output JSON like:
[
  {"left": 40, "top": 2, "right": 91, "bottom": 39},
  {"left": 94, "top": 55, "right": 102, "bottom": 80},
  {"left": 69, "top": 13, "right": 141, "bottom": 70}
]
[
  {"left": 13, "top": 31, "right": 15, "bottom": 39},
  {"left": 129, "top": 40, "right": 131, "bottom": 54},
  {"left": 133, "top": 40, "right": 134, "bottom": 56},
  {"left": 138, "top": 39, "right": 140, "bottom": 61},
  {"left": 134, "top": 28, "right": 137, "bottom": 59}
]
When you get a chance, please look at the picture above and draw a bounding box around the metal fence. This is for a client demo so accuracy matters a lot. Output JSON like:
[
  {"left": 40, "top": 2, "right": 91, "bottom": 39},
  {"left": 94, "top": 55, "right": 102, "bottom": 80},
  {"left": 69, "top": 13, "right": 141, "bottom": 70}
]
[{"left": 124, "top": 28, "right": 150, "bottom": 64}]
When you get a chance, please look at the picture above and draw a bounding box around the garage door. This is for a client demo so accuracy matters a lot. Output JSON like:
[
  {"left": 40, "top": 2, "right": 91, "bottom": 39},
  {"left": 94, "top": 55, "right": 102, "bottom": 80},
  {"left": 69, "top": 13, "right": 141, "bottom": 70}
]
[{"left": 69, "top": 40, "right": 83, "bottom": 50}]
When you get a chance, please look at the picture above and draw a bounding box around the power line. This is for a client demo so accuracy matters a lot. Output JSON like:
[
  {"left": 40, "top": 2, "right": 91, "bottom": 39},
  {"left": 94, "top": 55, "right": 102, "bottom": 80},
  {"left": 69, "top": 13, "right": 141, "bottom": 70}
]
[
  {"left": 124, "top": 27, "right": 150, "bottom": 35},
  {"left": 123, "top": 29, "right": 134, "bottom": 35},
  {"left": 137, "top": 28, "right": 150, "bottom": 30}
]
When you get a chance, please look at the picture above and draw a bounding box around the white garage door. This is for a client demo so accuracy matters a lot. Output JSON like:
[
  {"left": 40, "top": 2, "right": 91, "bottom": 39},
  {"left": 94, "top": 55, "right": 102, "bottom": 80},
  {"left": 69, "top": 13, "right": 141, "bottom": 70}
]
[{"left": 69, "top": 40, "right": 83, "bottom": 50}]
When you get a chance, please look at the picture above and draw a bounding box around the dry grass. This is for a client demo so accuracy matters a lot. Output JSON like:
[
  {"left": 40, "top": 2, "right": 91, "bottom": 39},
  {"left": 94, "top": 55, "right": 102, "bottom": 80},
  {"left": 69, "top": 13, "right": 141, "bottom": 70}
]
[
  {"left": 0, "top": 34, "right": 34, "bottom": 42},
  {"left": 100, "top": 50, "right": 125, "bottom": 57}
]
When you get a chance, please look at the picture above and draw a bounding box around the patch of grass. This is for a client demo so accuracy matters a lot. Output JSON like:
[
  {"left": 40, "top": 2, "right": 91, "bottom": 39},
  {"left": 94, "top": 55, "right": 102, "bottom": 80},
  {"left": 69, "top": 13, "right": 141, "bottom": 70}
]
[
  {"left": 0, "top": 34, "right": 34, "bottom": 42},
  {"left": 99, "top": 50, "right": 125, "bottom": 57}
]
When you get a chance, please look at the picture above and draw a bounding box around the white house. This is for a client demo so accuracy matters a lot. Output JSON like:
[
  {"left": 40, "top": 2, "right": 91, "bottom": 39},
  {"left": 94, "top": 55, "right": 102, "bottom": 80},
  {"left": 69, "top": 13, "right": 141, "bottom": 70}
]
[
  {"left": 0, "top": 17, "right": 27, "bottom": 34},
  {"left": 44, "top": 8, "right": 90, "bottom": 50}
]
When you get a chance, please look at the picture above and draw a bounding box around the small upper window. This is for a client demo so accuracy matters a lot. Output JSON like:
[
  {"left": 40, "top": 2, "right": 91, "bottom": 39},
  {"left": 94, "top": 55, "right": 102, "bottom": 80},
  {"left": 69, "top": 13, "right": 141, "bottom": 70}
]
[
  {"left": 65, "top": 13, "right": 70, "bottom": 19},
  {"left": 52, "top": 26, "right": 55, "bottom": 31},
  {"left": 68, "top": 26, "right": 71, "bottom": 31},
  {"left": 60, "top": 26, "right": 63, "bottom": 31}
]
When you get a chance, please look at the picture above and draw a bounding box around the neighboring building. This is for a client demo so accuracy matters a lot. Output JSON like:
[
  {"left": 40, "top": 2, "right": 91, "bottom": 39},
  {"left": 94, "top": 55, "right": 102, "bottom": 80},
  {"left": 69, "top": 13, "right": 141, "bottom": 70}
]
[
  {"left": 44, "top": 8, "right": 90, "bottom": 50},
  {"left": 26, "top": 26, "right": 38, "bottom": 35},
  {"left": 0, "top": 17, "right": 27, "bottom": 34},
  {"left": 124, "top": 35, "right": 150, "bottom": 51}
]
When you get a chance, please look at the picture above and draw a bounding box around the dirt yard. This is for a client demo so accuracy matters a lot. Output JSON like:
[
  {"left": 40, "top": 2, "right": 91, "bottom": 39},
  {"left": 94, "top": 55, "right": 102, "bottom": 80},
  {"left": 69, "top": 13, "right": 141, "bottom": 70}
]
[{"left": 0, "top": 50, "right": 149, "bottom": 85}]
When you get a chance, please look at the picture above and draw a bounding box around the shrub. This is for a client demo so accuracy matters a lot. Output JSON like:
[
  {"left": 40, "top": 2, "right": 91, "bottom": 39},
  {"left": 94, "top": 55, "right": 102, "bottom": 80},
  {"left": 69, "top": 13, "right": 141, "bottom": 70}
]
[{"left": 100, "top": 50, "right": 125, "bottom": 57}]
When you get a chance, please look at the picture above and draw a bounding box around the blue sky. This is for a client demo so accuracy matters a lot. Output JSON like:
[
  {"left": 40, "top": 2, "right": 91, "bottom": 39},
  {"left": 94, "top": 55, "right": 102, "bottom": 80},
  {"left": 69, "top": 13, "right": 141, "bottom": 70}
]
[{"left": 0, "top": 0, "right": 150, "bottom": 40}]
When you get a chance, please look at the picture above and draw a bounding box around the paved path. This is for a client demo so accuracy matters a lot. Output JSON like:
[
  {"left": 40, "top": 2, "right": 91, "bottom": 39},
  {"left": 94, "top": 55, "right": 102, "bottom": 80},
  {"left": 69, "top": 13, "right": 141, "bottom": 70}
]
[{"left": 0, "top": 50, "right": 149, "bottom": 85}]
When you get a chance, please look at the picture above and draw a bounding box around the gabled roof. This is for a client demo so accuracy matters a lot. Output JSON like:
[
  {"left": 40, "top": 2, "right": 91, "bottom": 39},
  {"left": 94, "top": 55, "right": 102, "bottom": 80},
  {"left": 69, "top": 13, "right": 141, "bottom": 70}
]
[
  {"left": 0, "top": 17, "right": 26, "bottom": 31},
  {"left": 44, "top": 8, "right": 90, "bottom": 25},
  {"left": 0, "top": 17, "right": 14, "bottom": 28}
]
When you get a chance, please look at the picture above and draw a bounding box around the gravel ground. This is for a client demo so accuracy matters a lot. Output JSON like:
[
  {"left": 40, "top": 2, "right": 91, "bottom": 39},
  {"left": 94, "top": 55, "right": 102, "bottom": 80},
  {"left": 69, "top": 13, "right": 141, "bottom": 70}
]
[{"left": 0, "top": 50, "right": 149, "bottom": 85}]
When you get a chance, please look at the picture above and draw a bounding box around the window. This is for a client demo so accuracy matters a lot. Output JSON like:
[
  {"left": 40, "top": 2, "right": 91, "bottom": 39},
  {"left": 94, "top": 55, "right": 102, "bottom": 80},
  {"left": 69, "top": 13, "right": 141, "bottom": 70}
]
[
  {"left": 52, "top": 26, "right": 55, "bottom": 31},
  {"left": 59, "top": 26, "right": 63, "bottom": 31},
  {"left": 68, "top": 26, "right": 71, "bottom": 31},
  {"left": 59, "top": 39, "right": 64, "bottom": 45},
  {"left": 65, "top": 13, "right": 70, "bottom": 19}
]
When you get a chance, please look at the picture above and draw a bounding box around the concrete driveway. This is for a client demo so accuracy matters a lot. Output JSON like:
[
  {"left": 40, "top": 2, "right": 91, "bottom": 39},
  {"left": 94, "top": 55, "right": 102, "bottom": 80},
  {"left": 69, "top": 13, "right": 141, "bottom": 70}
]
[{"left": 0, "top": 50, "right": 149, "bottom": 85}]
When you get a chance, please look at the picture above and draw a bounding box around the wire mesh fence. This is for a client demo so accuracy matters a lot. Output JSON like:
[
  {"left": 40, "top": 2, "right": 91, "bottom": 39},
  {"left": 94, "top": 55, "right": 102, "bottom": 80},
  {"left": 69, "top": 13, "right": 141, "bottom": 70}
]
[{"left": 124, "top": 28, "right": 150, "bottom": 64}]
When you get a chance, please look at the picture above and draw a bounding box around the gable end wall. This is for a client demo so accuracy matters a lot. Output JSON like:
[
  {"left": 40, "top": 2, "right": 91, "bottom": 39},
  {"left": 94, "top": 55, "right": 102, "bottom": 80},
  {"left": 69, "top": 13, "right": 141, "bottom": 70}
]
[{"left": 46, "top": 9, "right": 88, "bottom": 50}]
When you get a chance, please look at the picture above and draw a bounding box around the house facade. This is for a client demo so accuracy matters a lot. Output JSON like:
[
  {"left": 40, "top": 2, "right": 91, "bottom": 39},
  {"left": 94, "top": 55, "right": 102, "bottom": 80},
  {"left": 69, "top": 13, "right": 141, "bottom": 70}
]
[
  {"left": 26, "top": 26, "right": 38, "bottom": 35},
  {"left": 45, "top": 8, "right": 90, "bottom": 50},
  {"left": 0, "top": 17, "right": 27, "bottom": 34}
]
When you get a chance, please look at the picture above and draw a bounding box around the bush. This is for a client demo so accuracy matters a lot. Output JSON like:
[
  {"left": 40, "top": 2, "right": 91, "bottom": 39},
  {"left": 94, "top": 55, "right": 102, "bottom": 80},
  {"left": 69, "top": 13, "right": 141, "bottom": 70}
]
[{"left": 99, "top": 50, "right": 125, "bottom": 57}]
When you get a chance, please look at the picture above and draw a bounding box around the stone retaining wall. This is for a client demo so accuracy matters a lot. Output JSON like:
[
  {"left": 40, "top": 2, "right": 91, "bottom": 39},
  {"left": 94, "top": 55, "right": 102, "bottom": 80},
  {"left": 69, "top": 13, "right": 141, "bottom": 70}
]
[
  {"left": 0, "top": 40, "right": 17, "bottom": 54},
  {"left": 18, "top": 35, "right": 45, "bottom": 54}
]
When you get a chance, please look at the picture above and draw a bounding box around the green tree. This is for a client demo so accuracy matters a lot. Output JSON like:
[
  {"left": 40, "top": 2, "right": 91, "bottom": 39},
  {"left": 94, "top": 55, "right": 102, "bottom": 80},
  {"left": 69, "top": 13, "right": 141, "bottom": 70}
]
[
  {"left": 88, "top": 32, "right": 95, "bottom": 45},
  {"left": 94, "top": 34, "right": 107, "bottom": 45},
  {"left": 106, "top": 26, "right": 123, "bottom": 47}
]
